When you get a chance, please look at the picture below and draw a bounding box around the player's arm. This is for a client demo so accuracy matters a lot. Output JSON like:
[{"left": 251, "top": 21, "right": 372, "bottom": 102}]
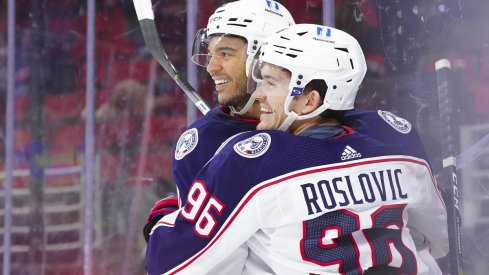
[
  {"left": 145, "top": 191, "right": 251, "bottom": 274},
  {"left": 145, "top": 160, "right": 264, "bottom": 274},
  {"left": 406, "top": 164, "right": 449, "bottom": 259}
]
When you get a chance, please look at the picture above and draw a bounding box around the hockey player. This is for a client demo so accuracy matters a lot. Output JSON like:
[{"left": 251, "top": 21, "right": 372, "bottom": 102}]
[
  {"left": 145, "top": 24, "right": 448, "bottom": 275},
  {"left": 143, "top": 1, "right": 295, "bottom": 240},
  {"left": 173, "top": 0, "right": 294, "bottom": 203}
]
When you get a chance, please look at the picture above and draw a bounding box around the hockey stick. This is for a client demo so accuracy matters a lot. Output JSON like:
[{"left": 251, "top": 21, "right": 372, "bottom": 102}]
[
  {"left": 435, "top": 59, "right": 464, "bottom": 275},
  {"left": 132, "top": 0, "right": 210, "bottom": 115}
]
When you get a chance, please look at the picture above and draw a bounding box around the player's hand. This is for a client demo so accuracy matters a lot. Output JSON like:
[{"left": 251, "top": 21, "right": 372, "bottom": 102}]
[{"left": 143, "top": 195, "right": 179, "bottom": 243}]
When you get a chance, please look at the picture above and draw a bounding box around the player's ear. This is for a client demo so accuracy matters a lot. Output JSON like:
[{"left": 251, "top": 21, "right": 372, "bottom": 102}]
[{"left": 301, "top": 90, "right": 322, "bottom": 115}]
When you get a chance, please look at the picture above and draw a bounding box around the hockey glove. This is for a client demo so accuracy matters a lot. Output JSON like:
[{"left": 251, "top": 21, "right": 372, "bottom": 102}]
[{"left": 143, "top": 195, "right": 179, "bottom": 243}]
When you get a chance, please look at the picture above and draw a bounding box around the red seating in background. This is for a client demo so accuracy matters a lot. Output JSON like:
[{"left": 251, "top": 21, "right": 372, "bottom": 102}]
[
  {"left": 143, "top": 150, "right": 174, "bottom": 181},
  {"left": 96, "top": 117, "right": 141, "bottom": 150},
  {"left": 44, "top": 92, "right": 85, "bottom": 124},
  {"left": 72, "top": 6, "right": 136, "bottom": 63},
  {"left": 0, "top": 161, "right": 30, "bottom": 188},
  {"left": 49, "top": 123, "right": 84, "bottom": 155},
  {"left": 49, "top": 17, "right": 82, "bottom": 35},
  {"left": 14, "top": 127, "right": 31, "bottom": 152},
  {"left": 130, "top": 59, "right": 156, "bottom": 82},
  {"left": 79, "top": 58, "right": 154, "bottom": 89},
  {"left": 14, "top": 96, "right": 30, "bottom": 123},
  {"left": 123, "top": 149, "right": 174, "bottom": 185},
  {"left": 99, "top": 151, "right": 125, "bottom": 184},
  {"left": 95, "top": 89, "right": 110, "bottom": 106},
  {"left": 132, "top": 150, "right": 174, "bottom": 183},
  {"left": 98, "top": 149, "right": 174, "bottom": 186},
  {"left": 77, "top": 58, "right": 154, "bottom": 89},
  {"left": 149, "top": 114, "right": 187, "bottom": 147},
  {"left": 96, "top": 114, "right": 187, "bottom": 184},
  {"left": 77, "top": 61, "right": 108, "bottom": 88}
]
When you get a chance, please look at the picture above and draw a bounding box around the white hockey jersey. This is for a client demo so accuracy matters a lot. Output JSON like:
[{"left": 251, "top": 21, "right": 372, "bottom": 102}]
[{"left": 146, "top": 110, "right": 449, "bottom": 275}]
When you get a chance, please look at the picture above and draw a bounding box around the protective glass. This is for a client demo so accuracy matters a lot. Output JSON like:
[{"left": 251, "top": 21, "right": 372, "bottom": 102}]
[
  {"left": 247, "top": 53, "right": 291, "bottom": 96},
  {"left": 246, "top": 54, "right": 264, "bottom": 95},
  {"left": 191, "top": 28, "right": 211, "bottom": 67},
  {"left": 191, "top": 28, "right": 248, "bottom": 67}
]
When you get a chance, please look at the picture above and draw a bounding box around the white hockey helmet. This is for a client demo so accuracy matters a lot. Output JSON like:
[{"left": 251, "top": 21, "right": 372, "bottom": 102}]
[
  {"left": 191, "top": 0, "right": 295, "bottom": 115},
  {"left": 248, "top": 24, "right": 367, "bottom": 130}
]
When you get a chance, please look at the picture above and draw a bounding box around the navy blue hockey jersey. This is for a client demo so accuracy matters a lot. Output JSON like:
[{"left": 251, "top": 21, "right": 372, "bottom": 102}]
[
  {"left": 148, "top": 110, "right": 448, "bottom": 275},
  {"left": 173, "top": 106, "right": 258, "bottom": 203}
]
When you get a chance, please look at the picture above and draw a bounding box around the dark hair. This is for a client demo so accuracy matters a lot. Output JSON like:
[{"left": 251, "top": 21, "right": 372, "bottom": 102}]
[{"left": 303, "top": 79, "right": 346, "bottom": 120}]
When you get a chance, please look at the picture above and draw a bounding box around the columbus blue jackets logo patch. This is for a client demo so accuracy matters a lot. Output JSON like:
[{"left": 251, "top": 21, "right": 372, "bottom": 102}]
[
  {"left": 234, "top": 133, "right": 271, "bottom": 158},
  {"left": 378, "top": 110, "right": 412, "bottom": 134},
  {"left": 175, "top": 128, "right": 198, "bottom": 160}
]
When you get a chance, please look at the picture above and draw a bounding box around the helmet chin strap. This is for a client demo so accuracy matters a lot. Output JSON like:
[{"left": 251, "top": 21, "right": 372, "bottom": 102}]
[
  {"left": 277, "top": 98, "right": 328, "bottom": 132},
  {"left": 278, "top": 111, "right": 299, "bottom": 132},
  {"left": 230, "top": 54, "right": 258, "bottom": 116},
  {"left": 278, "top": 93, "right": 331, "bottom": 131},
  {"left": 229, "top": 93, "right": 256, "bottom": 116}
]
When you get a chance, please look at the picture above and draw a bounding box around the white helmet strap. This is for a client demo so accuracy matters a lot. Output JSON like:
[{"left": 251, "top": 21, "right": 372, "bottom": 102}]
[
  {"left": 278, "top": 111, "right": 299, "bottom": 132},
  {"left": 229, "top": 93, "right": 256, "bottom": 116},
  {"left": 278, "top": 91, "right": 330, "bottom": 131}
]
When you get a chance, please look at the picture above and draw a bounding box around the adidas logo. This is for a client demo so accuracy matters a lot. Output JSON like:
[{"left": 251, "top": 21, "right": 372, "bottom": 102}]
[{"left": 341, "top": 145, "right": 362, "bottom": 160}]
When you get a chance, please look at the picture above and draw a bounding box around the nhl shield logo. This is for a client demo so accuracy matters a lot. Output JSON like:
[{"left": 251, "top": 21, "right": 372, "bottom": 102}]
[
  {"left": 378, "top": 110, "right": 412, "bottom": 134},
  {"left": 234, "top": 133, "right": 271, "bottom": 158},
  {"left": 175, "top": 128, "right": 199, "bottom": 160}
]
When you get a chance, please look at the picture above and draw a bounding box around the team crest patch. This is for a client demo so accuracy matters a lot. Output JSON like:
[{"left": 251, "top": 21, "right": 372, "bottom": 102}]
[
  {"left": 175, "top": 128, "right": 199, "bottom": 160},
  {"left": 233, "top": 133, "right": 271, "bottom": 158},
  {"left": 378, "top": 110, "right": 412, "bottom": 134}
]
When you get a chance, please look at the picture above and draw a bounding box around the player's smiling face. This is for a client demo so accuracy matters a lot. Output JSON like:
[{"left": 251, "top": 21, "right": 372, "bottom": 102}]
[
  {"left": 206, "top": 36, "right": 249, "bottom": 107},
  {"left": 254, "top": 63, "right": 294, "bottom": 131}
]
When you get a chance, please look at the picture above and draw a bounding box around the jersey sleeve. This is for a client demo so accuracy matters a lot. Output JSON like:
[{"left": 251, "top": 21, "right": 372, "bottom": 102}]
[
  {"left": 145, "top": 191, "right": 255, "bottom": 274},
  {"left": 172, "top": 110, "right": 257, "bottom": 204},
  {"left": 403, "top": 129, "right": 449, "bottom": 259},
  {"left": 405, "top": 165, "right": 449, "bottom": 259},
  {"left": 146, "top": 135, "right": 268, "bottom": 275}
]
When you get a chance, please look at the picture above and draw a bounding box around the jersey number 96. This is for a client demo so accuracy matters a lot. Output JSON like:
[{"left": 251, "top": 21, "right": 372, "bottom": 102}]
[
  {"left": 301, "top": 204, "right": 417, "bottom": 274},
  {"left": 181, "top": 181, "right": 226, "bottom": 237}
]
